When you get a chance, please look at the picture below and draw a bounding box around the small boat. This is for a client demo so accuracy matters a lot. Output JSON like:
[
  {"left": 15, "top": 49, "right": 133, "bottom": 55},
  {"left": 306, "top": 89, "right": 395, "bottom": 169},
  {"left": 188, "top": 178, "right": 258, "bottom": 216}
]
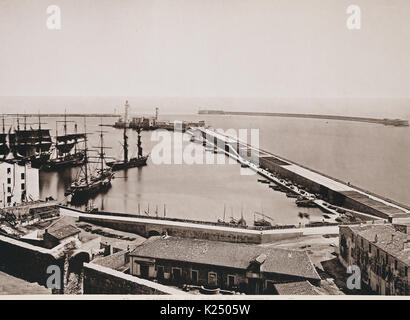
[
  {"left": 270, "top": 184, "right": 282, "bottom": 191},
  {"left": 296, "top": 199, "right": 316, "bottom": 208},
  {"left": 254, "top": 218, "right": 271, "bottom": 227},
  {"left": 253, "top": 212, "right": 273, "bottom": 227},
  {"left": 199, "top": 286, "right": 220, "bottom": 295},
  {"left": 286, "top": 192, "right": 298, "bottom": 198},
  {"left": 257, "top": 179, "right": 270, "bottom": 184}
]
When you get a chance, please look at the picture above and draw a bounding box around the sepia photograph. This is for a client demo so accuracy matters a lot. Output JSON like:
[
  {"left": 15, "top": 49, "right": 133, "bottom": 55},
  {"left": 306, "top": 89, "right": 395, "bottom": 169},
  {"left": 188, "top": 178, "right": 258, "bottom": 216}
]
[{"left": 1, "top": 0, "right": 410, "bottom": 310}]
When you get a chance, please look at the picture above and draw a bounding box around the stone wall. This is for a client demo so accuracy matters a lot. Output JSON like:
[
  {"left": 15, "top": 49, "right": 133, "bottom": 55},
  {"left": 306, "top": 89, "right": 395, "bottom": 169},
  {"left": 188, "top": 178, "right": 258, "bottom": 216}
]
[
  {"left": 0, "top": 234, "right": 64, "bottom": 287},
  {"left": 83, "top": 262, "right": 186, "bottom": 295},
  {"left": 79, "top": 215, "right": 264, "bottom": 244}
]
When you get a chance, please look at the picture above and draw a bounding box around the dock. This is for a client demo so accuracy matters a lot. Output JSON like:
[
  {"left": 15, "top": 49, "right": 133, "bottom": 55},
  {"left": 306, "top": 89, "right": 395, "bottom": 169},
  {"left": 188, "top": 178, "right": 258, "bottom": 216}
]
[
  {"left": 197, "top": 128, "right": 410, "bottom": 221},
  {"left": 59, "top": 206, "right": 339, "bottom": 244}
]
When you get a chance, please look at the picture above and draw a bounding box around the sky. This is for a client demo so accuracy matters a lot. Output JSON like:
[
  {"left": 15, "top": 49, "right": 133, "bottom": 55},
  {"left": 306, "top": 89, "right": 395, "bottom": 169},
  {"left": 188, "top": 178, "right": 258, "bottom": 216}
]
[{"left": 0, "top": 0, "right": 410, "bottom": 114}]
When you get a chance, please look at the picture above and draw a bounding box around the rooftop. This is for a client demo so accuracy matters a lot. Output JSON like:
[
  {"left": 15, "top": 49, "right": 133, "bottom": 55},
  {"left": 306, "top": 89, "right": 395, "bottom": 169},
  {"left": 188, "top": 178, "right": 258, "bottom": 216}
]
[
  {"left": 273, "top": 281, "right": 320, "bottom": 295},
  {"left": 130, "top": 236, "right": 320, "bottom": 281},
  {"left": 46, "top": 224, "right": 81, "bottom": 241},
  {"left": 347, "top": 224, "right": 410, "bottom": 265}
]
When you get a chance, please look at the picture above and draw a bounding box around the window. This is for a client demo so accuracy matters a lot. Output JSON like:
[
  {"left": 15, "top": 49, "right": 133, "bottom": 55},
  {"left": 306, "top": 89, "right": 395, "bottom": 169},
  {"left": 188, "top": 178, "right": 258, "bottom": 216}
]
[
  {"left": 369, "top": 244, "right": 372, "bottom": 253},
  {"left": 7, "top": 178, "right": 11, "bottom": 184},
  {"left": 386, "top": 255, "right": 389, "bottom": 264},
  {"left": 395, "top": 260, "right": 398, "bottom": 270},
  {"left": 7, "top": 187, "right": 11, "bottom": 193},
  {"left": 208, "top": 272, "right": 218, "bottom": 286},
  {"left": 361, "top": 238, "right": 363, "bottom": 248},
  {"left": 191, "top": 270, "right": 199, "bottom": 284},
  {"left": 7, "top": 168, "right": 11, "bottom": 174},
  {"left": 377, "top": 249, "right": 380, "bottom": 259},
  {"left": 157, "top": 266, "right": 164, "bottom": 281},
  {"left": 405, "top": 266, "right": 408, "bottom": 277},
  {"left": 7, "top": 196, "right": 11, "bottom": 203},
  {"left": 140, "top": 264, "right": 149, "bottom": 278},
  {"left": 21, "top": 183, "right": 25, "bottom": 190},
  {"left": 227, "top": 275, "right": 236, "bottom": 288},
  {"left": 21, "top": 173, "right": 25, "bottom": 180},
  {"left": 172, "top": 268, "right": 182, "bottom": 282}
]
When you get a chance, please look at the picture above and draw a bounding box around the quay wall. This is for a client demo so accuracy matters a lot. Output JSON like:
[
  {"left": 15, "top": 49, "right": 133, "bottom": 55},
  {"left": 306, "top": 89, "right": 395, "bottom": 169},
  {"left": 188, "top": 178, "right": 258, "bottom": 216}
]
[
  {"left": 79, "top": 215, "right": 263, "bottom": 243},
  {"left": 83, "top": 262, "right": 185, "bottom": 295},
  {"left": 199, "top": 128, "right": 410, "bottom": 219},
  {"left": 78, "top": 215, "right": 303, "bottom": 244},
  {"left": 256, "top": 154, "right": 405, "bottom": 219},
  {"left": 0, "top": 234, "right": 64, "bottom": 287}
]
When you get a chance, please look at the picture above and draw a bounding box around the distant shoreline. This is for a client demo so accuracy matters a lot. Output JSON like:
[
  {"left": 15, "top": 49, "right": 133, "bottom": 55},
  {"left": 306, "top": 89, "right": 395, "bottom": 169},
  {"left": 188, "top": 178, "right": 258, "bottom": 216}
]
[
  {"left": 2, "top": 113, "right": 118, "bottom": 118},
  {"left": 198, "top": 110, "right": 410, "bottom": 127}
]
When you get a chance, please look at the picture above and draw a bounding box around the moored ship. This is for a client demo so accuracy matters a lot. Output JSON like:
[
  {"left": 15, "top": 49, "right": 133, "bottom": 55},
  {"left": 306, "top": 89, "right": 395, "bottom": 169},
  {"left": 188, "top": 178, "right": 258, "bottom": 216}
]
[
  {"left": 107, "top": 102, "right": 148, "bottom": 171},
  {"left": 43, "top": 114, "right": 85, "bottom": 170},
  {"left": 6, "top": 115, "right": 53, "bottom": 167},
  {"left": 66, "top": 120, "right": 114, "bottom": 203}
]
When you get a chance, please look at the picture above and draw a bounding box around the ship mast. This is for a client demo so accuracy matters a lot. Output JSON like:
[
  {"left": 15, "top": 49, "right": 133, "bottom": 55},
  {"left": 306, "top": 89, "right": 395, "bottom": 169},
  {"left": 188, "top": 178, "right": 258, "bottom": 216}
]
[
  {"left": 74, "top": 122, "right": 78, "bottom": 154},
  {"left": 123, "top": 126, "right": 128, "bottom": 163},
  {"left": 137, "top": 127, "right": 142, "bottom": 158},
  {"left": 63, "top": 110, "right": 67, "bottom": 155},
  {"left": 83, "top": 117, "right": 89, "bottom": 184},
  {"left": 95, "top": 118, "right": 111, "bottom": 174},
  {"left": 37, "top": 113, "right": 42, "bottom": 154},
  {"left": 16, "top": 115, "right": 20, "bottom": 155},
  {"left": 99, "top": 121, "right": 105, "bottom": 173},
  {"left": 123, "top": 101, "right": 129, "bottom": 163}
]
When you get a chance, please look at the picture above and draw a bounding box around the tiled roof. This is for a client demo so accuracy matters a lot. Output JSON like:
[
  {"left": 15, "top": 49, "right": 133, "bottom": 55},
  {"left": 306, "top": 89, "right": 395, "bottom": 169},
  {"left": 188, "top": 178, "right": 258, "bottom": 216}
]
[
  {"left": 347, "top": 224, "right": 410, "bottom": 265},
  {"left": 130, "top": 237, "right": 320, "bottom": 281},
  {"left": 47, "top": 225, "right": 81, "bottom": 240},
  {"left": 273, "top": 281, "right": 320, "bottom": 295}
]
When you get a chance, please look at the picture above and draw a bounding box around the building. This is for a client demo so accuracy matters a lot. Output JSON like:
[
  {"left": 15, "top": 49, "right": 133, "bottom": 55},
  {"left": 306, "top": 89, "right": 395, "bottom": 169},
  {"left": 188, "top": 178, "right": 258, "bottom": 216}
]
[
  {"left": 0, "top": 162, "right": 39, "bottom": 208},
  {"left": 43, "top": 224, "right": 81, "bottom": 249},
  {"left": 129, "top": 236, "right": 321, "bottom": 294},
  {"left": 339, "top": 223, "right": 410, "bottom": 295}
]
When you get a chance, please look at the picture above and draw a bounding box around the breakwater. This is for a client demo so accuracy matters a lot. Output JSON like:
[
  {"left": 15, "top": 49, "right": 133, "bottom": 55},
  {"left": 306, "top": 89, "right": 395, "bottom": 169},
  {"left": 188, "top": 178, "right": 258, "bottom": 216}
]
[{"left": 198, "top": 110, "right": 409, "bottom": 126}]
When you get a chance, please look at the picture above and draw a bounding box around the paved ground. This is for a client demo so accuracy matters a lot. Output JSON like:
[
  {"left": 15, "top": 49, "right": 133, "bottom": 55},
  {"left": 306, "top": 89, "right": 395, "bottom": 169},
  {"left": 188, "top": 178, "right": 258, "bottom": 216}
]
[
  {"left": 261, "top": 234, "right": 346, "bottom": 295},
  {"left": 0, "top": 271, "right": 50, "bottom": 295}
]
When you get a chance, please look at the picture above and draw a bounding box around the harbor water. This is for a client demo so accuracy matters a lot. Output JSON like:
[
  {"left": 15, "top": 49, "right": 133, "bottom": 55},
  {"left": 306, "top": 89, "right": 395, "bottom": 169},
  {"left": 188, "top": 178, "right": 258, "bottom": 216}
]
[{"left": 36, "top": 114, "right": 410, "bottom": 226}]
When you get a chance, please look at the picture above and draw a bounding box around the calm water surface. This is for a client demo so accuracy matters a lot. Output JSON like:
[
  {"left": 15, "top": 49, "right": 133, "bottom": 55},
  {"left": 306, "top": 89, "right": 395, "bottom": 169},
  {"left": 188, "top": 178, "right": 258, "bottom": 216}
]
[{"left": 39, "top": 115, "right": 410, "bottom": 225}]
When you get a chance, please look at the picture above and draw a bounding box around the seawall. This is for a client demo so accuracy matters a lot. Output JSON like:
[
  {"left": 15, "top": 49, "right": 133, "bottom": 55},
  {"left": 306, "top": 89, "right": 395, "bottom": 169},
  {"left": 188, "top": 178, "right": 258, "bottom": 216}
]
[{"left": 0, "top": 234, "right": 64, "bottom": 287}]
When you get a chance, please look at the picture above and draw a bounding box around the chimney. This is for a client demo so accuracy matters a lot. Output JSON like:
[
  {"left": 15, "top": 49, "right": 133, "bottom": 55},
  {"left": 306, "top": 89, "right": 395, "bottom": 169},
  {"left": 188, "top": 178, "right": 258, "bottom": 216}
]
[{"left": 375, "top": 234, "right": 378, "bottom": 243}]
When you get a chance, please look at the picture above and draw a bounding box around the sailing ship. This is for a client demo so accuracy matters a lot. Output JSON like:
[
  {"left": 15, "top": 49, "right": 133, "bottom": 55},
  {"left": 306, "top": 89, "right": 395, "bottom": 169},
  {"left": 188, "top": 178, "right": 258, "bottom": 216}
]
[
  {"left": 30, "top": 115, "right": 53, "bottom": 168},
  {"left": 66, "top": 120, "right": 114, "bottom": 202},
  {"left": 43, "top": 114, "right": 85, "bottom": 170},
  {"left": 7, "top": 115, "right": 53, "bottom": 167},
  {"left": 107, "top": 101, "right": 148, "bottom": 170}
]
